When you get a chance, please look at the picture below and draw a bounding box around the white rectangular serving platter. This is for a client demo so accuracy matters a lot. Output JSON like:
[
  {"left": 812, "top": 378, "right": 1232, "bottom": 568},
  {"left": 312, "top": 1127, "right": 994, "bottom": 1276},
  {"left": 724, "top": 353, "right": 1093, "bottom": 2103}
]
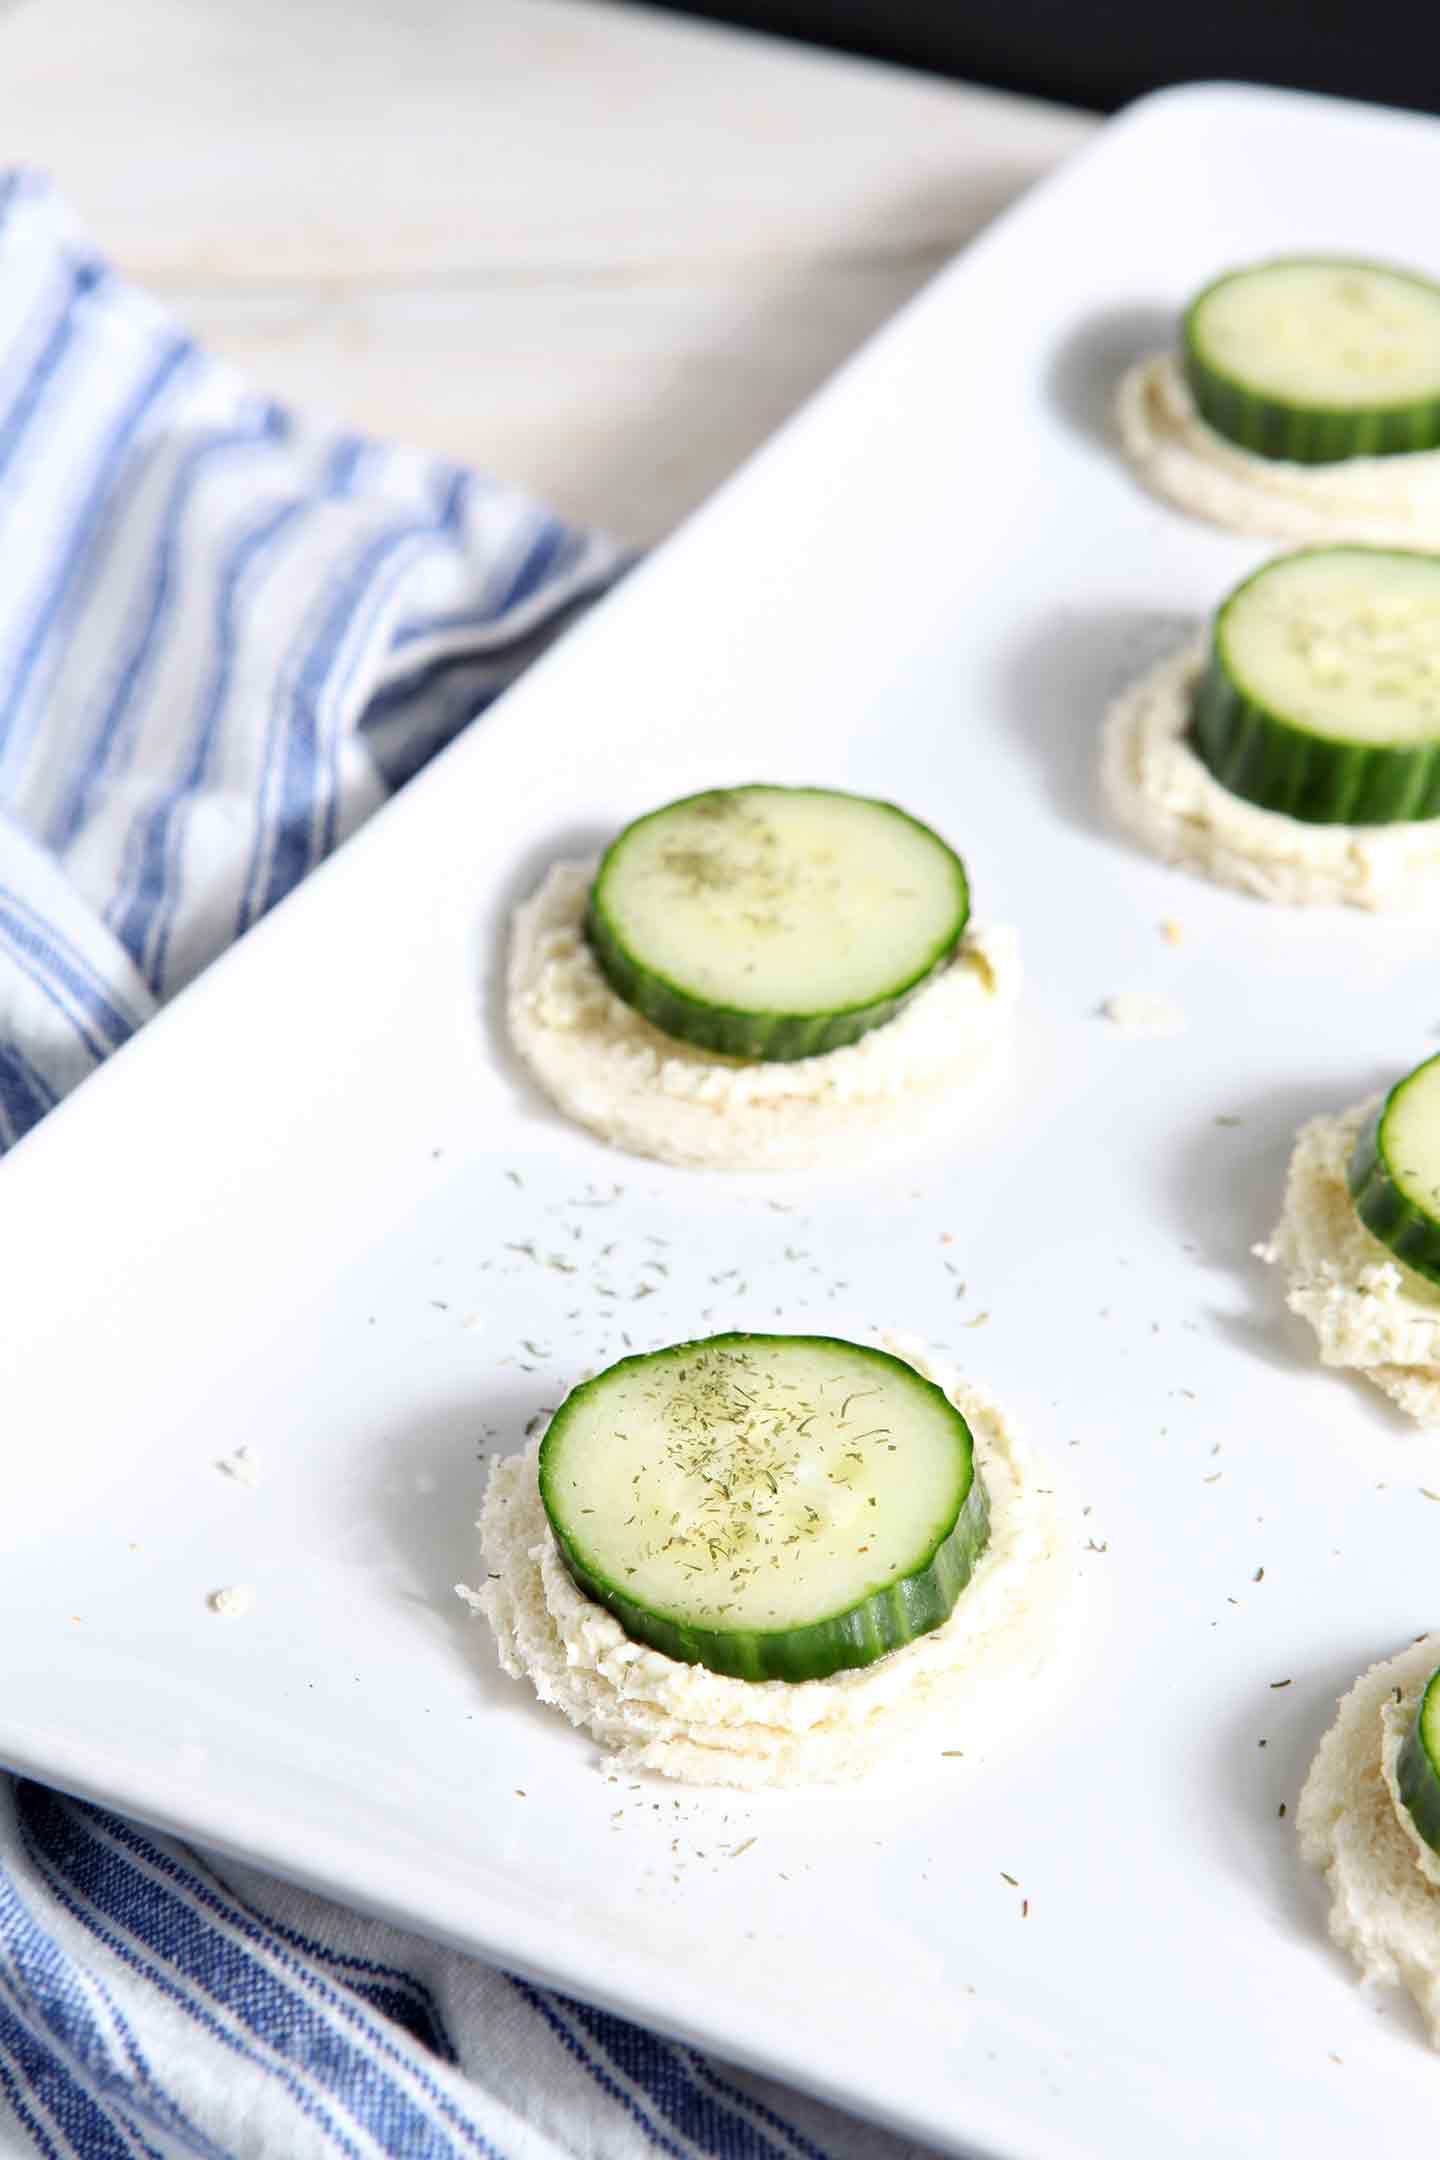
[{"left": 9, "top": 80, "right": 1440, "bottom": 2160}]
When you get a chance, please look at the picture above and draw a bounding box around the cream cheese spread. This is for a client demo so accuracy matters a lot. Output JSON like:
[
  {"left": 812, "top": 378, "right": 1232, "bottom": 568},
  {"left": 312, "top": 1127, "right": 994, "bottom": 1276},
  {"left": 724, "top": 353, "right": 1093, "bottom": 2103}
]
[
  {"left": 1116, "top": 353, "right": 1440, "bottom": 546},
  {"left": 462, "top": 1339, "right": 1067, "bottom": 1788},
  {"left": 506, "top": 860, "right": 1020, "bottom": 1171},
  {"left": 1258, "top": 1098, "right": 1440, "bottom": 1426},
  {"left": 1102, "top": 637, "right": 1440, "bottom": 911}
]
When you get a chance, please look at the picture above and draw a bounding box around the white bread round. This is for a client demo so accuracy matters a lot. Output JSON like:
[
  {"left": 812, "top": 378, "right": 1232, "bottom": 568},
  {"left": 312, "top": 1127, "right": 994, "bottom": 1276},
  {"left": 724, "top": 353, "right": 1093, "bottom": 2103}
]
[
  {"left": 461, "top": 1339, "right": 1068, "bottom": 1788},
  {"left": 1299, "top": 1632, "right": 1440, "bottom": 2040}
]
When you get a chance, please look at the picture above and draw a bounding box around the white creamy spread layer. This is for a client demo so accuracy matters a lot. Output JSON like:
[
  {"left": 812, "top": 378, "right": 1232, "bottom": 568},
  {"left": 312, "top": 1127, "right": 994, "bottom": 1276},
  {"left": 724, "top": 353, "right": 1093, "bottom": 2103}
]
[
  {"left": 506, "top": 860, "right": 1020, "bottom": 1171},
  {"left": 1258, "top": 1099, "right": 1440, "bottom": 1426},
  {"left": 1115, "top": 353, "right": 1440, "bottom": 545},
  {"left": 1299, "top": 1633, "right": 1440, "bottom": 2043},
  {"left": 1102, "top": 637, "right": 1440, "bottom": 911},
  {"left": 464, "top": 1340, "right": 1066, "bottom": 1788}
]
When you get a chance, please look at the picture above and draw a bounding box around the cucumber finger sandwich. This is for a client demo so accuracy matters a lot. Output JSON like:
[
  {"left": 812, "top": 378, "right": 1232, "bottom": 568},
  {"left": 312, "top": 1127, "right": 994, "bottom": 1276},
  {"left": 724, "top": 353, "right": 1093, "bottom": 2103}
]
[
  {"left": 1103, "top": 544, "right": 1440, "bottom": 906},
  {"left": 1117, "top": 255, "right": 1440, "bottom": 544},
  {"left": 1256, "top": 1051, "right": 1440, "bottom": 1428},
  {"left": 466, "top": 1330, "right": 1066, "bottom": 1787},
  {"left": 506, "top": 784, "right": 1020, "bottom": 1171}
]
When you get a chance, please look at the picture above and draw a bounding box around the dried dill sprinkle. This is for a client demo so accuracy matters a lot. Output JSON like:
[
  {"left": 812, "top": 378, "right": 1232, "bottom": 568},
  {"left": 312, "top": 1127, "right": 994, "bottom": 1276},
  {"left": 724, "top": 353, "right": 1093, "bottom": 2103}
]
[
  {"left": 1000, "top": 1872, "right": 1018, "bottom": 1887},
  {"left": 1269, "top": 1678, "right": 1292, "bottom": 1690}
]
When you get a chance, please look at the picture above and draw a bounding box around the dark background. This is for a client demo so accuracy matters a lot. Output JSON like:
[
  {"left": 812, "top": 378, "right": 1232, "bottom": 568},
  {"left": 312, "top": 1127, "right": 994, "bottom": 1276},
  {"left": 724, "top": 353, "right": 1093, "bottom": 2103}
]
[{"left": 651, "top": 0, "right": 1440, "bottom": 115}]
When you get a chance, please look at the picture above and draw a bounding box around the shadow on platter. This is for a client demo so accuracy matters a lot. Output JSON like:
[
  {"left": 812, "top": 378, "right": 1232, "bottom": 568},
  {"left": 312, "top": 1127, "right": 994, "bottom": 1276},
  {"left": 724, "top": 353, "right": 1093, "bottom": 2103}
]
[
  {"left": 1045, "top": 304, "right": 1174, "bottom": 452},
  {"left": 364, "top": 1382, "right": 558, "bottom": 1722},
  {"left": 1166, "top": 1077, "right": 1355, "bottom": 1267},
  {"left": 474, "top": 818, "right": 613, "bottom": 1129},
  {"left": 999, "top": 603, "right": 1197, "bottom": 843},
  {"left": 1171, "top": 1071, "right": 1440, "bottom": 1449},
  {"left": 1209, "top": 1645, "right": 1369, "bottom": 1934}
]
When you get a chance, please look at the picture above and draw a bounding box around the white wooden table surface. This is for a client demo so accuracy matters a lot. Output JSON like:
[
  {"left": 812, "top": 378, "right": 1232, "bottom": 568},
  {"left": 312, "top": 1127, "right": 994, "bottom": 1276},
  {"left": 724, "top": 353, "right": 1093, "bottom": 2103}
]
[{"left": 0, "top": 0, "right": 1092, "bottom": 543}]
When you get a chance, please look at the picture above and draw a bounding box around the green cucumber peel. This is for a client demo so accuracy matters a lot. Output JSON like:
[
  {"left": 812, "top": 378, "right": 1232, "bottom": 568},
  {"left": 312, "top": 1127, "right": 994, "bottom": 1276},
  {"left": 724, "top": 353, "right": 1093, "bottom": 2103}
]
[
  {"left": 585, "top": 784, "right": 970, "bottom": 1062},
  {"left": 538, "top": 1332, "right": 990, "bottom": 1683}
]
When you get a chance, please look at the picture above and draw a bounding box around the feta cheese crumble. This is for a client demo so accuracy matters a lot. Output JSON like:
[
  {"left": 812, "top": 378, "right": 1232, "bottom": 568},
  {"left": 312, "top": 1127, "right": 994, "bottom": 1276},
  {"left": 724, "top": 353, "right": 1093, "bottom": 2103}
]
[
  {"left": 208, "top": 1585, "right": 255, "bottom": 1621},
  {"left": 1101, "top": 992, "right": 1188, "bottom": 1037}
]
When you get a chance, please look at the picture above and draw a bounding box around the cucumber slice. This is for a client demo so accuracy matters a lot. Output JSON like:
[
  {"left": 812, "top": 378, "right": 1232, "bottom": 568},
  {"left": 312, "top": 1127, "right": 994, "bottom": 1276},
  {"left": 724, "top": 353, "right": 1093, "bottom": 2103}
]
[
  {"left": 538, "top": 1332, "right": 989, "bottom": 1682},
  {"left": 1190, "top": 547, "right": 1440, "bottom": 823},
  {"left": 585, "top": 786, "right": 970, "bottom": 1061},
  {"left": 1396, "top": 1664, "right": 1440, "bottom": 1856},
  {"left": 1183, "top": 259, "right": 1440, "bottom": 464},
  {"left": 1347, "top": 1053, "right": 1440, "bottom": 1284}
]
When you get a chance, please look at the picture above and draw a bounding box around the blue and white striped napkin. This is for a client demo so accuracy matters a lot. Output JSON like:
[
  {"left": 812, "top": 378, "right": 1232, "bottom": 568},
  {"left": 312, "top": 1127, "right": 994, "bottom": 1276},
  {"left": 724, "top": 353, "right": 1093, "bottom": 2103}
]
[
  {"left": 0, "top": 166, "right": 619, "bottom": 1143},
  {"left": 0, "top": 173, "right": 931, "bottom": 2160}
]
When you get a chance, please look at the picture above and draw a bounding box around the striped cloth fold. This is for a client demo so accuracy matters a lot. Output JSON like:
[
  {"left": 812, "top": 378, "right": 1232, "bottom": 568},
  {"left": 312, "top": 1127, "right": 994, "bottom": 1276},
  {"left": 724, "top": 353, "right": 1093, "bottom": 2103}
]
[
  {"left": 0, "top": 166, "right": 620, "bottom": 1148},
  {"left": 0, "top": 173, "right": 932, "bottom": 2160}
]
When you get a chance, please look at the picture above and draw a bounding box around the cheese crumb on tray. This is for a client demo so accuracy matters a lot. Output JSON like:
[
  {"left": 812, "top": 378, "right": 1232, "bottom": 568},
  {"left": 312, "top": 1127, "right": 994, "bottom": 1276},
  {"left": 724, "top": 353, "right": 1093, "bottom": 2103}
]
[
  {"left": 208, "top": 1585, "right": 255, "bottom": 1621},
  {"left": 1101, "top": 991, "right": 1187, "bottom": 1037}
]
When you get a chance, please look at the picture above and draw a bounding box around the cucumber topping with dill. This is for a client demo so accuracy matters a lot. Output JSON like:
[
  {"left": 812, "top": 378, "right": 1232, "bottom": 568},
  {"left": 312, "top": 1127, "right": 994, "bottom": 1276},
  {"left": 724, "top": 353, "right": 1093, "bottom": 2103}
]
[
  {"left": 539, "top": 1333, "right": 989, "bottom": 1682},
  {"left": 1190, "top": 547, "right": 1440, "bottom": 823},
  {"left": 585, "top": 785, "right": 970, "bottom": 1061},
  {"left": 1348, "top": 1053, "right": 1440, "bottom": 1284},
  {"left": 1183, "top": 259, "right": 1440, "bottom": 465}
]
